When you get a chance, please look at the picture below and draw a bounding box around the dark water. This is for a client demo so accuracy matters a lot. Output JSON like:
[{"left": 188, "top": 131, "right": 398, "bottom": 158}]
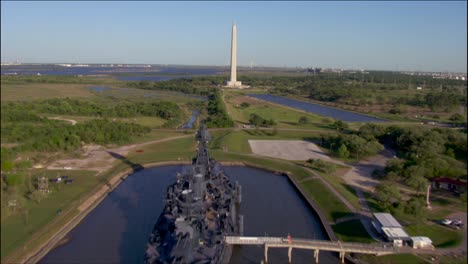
[
  {"left": 179, "top": 111, "right": 200, "bottom": 129},
  {"left": 40, "top": 165, "right": 337, "bottom": 264},
  {"left": 249, "top": 94, "right": 386, "bottom": 123}
]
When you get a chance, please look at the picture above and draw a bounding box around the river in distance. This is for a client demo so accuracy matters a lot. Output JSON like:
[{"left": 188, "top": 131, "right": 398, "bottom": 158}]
[{"left": 40, "top": 165, "right": 337, "bottom": 264}]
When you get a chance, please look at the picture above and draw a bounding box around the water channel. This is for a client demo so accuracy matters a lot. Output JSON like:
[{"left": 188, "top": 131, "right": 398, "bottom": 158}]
[
  {"left": 249, "top": 94, "right": 386, "bottom": 123},
  {"left": 40, "top": 165, "right": 337, "bottom": 263}
]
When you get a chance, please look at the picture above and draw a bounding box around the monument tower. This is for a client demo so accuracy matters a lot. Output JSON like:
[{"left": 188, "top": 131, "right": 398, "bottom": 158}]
[{"left": 226, "top": 22, "right": 242, "bottom": 88}]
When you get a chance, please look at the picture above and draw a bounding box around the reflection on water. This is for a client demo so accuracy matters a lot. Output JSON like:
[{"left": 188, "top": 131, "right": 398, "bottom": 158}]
[{"left": 40, "top": 165, "right": 337, "bottom": 264}]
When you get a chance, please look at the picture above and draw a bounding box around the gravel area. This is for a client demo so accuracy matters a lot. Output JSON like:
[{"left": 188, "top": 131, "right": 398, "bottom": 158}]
[{"left": 248, "top": 140, "right": 331, "bottom": 161}]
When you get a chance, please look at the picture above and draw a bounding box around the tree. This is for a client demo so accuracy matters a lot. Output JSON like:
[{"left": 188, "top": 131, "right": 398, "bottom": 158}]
[
  {"left": 449, "top": 113, "right": 465, "bottom": 122},
  {"left": 240, "top": 102, "right": 250, "bottom": 108},
  {"left": 375, "top": 182, "right": 401, "bottom": 211},
  {"left": 404, "top": 197, "right": 426, "bottom": 217},
  {"left": 405, "top": 166, "right": 429, "bottom": 193},
  {"left": 298, "top": 116, "right": 309, "bottom": 125},
  {"left": 332, "top": 120, "right": 348, "bottom": 131},
  {"left": 337, "top": 144, "right": 350, "bottom": 159}
]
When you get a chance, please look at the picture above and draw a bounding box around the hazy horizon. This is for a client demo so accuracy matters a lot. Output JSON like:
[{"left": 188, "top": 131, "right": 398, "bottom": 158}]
[{"left": 1, "top": 1, "right": 467, "bottom": 72}]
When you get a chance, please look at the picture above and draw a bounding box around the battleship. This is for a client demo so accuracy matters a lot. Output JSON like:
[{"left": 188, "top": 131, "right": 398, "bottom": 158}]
[{"left": 145, "top": 124, "right": 242, "bottom": 264}]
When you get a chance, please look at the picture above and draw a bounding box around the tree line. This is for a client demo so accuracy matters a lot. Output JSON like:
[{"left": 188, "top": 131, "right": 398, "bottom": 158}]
[
  {"left": 205, "top": 90, "right": 234, "bottom": 128},
  {"left": 2, "top": 98, "right": 181, "bottom": 119},
  {"left": 2, "top": 119, "right": 151, "bottom": 152}
]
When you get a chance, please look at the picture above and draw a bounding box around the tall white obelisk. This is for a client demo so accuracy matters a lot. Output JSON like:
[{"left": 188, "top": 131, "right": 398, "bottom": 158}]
[{"left": 226, "top": 22, "right": 242, "bottom": 88}]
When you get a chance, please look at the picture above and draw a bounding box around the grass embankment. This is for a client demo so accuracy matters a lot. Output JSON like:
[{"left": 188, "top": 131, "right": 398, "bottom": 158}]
[
  {"left": 332, "top": 220, "right": 374, "bottom": 243},
  {"left": 304, "top": 165, "right": 361, "bottom": 210},
  {"left": 223, "top": 91, "right": 334, "bottom": 130},
  {"left": 299, "top": 180, "right": 354, "bottom": 222},
  {"left": 1, "top": 170, "right": 97, "bottom": 260}
]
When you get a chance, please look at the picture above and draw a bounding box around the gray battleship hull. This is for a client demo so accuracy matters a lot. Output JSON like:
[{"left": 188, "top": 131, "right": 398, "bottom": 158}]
[{"left": 145, "top": 125, "right": 241, "bottom": 264}]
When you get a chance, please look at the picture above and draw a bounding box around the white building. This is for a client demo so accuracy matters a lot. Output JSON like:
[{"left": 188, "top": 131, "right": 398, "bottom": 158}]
[
  {"left": 372, "top": 213, "right": 410, "bottom": 247},
  {"left": 410, "top": 236, "right": 434, "bottom": 249}
]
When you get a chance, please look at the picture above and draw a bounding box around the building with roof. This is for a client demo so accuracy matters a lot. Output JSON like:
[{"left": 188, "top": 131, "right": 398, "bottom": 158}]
[
  {"left": 410, "top": 236, "right": 434, "bottom": 249},
  {"left": 431, "top": 177, "right": 467, "bottom": 193},
  {"left": 372, "top": 213, "right": 410, "bottom": 247}
]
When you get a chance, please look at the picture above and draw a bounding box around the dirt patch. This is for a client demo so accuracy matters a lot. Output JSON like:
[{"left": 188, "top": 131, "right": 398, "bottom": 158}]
[
  {"left": 46, "top": 135, "right": 192, "bottom": 173},
  {"left": 248, "top": 140, "right": 332, "bottom": 161}
]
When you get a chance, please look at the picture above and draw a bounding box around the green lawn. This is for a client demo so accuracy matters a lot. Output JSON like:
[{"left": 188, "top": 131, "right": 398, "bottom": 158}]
[
  {"left": 118, "top": 116, "right": 167, "bottom": 128},
  {"left": 211, "top": 150, "right": 311, "bottom": 181},
  {"left": 1, "top": 170, "right": 98, "bottom": 259},
  {"left": 126, "top": 136, "right": 196, "bottom": 165},
  {"left": 315, "top": 170, "right": 361, "bottom": 210},
  {"left": 209, "top": 129, "right": 325, "bottom": 155},
  {"left": 404, "top": 223, "right": 463, "bottom": 248},
  {"left": 332, "top": 219, "right": 374, "bottom": 243},
  {"left": 359, "top": 253, "right": 428, "bottom": 264},
  {"left": 299, "top": 179, "right": 354, "bottom": 222},
  {"left": 224, "top": 92, "right": 334, "bottom": 130}
]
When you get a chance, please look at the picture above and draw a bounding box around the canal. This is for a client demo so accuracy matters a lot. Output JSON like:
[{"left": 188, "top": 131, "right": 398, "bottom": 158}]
[
  {"left": 40, "top": 166, "right": 337, "bottom": 263},
  {"left": 249, "top": 94, "right": 386, "bottom": 123}
]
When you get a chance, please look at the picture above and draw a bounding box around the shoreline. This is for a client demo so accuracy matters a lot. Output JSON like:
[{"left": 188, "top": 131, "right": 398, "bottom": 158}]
[{"left": 21, "top": 160, "right": 336, "bottom": 264}]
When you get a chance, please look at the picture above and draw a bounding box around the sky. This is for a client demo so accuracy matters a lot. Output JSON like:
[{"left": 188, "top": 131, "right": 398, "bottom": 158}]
[{"left": 1, "top": 1, "right": 467, "bottom": 72}]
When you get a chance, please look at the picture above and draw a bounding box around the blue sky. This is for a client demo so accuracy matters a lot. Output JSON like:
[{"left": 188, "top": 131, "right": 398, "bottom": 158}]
[{"left": 1, "top": 1, "right": 466, "bottom": 72}]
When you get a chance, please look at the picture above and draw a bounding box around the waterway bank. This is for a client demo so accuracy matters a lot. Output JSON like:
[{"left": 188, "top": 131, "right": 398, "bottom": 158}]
[
  {"left": 24, "top": 159, "right": 338, "bottom": 264},
  {"left": 248, "top": 94, "right": 386, "bottom": 123}
]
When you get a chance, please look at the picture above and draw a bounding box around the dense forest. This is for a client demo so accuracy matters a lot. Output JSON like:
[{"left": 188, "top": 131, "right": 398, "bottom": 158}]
[
  {"left": 1, "top": 118, "right": 151, "bottom": 152},
  {"left": 1, "top": 98, "right": 181, "bottom": 119},
  {"left": 358, "top": 124, "right": 466, "bottom": 185},
  {"left": 127, "top": 77, "right": 219, "bottom": 96}
]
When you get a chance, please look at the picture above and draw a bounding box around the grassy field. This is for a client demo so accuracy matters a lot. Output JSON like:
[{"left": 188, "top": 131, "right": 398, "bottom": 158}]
[
  {"left": 223, "top": 91, "right": 335, "bottom": 130},
  {"left": 1, "top": 170, "right": 98, "bottom": 258},
  {"left": 209, "top": 129, "right": 325, "bottom": 155},
  {"left": 332, "top": 219, "right": 374, "bottom": 243},
  {"left": 1, "top": 83, "right": 97, "bottom": 101},
  {"left": 405, "top": 223, "right": 463, "bottom": 248},
  {"left": 299, "top": 179, "right": 354, "bottom": 222},
  {"left": 314, "top": 169, "right": 361, "bottom": 210}
]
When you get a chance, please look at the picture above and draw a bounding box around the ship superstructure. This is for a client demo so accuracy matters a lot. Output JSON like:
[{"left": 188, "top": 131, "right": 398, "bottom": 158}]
[{"left": 145, "top": 124, "right": 241, "bottom": 264}]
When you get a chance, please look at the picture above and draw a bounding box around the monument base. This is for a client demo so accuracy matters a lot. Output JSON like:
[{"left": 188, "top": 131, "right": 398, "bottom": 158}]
[{"left": 225, "top": 81, "right": 243, "bottom": 88}]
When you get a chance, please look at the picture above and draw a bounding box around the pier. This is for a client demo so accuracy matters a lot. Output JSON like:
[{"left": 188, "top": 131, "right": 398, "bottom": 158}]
[{"left": 225, "top": 236, "right": 395, "bottom": 263}]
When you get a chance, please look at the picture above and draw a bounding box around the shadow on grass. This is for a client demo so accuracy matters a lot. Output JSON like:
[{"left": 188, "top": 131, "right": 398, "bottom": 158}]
[
  {"left": 332, "top": 219, "right": 374, "bottom": 242},
  {"left": 332, "top": 211, "right": 355, "bottom": 221},
  {"left": 107, "top": 151, "right": 143, "bottom": 173}
]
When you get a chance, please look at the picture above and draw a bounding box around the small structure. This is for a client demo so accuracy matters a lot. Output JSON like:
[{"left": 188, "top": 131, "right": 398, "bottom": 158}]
[
  {"left": 372, "top": 213, "right": 410, "bottom": 247},
  {"left": 416, "top": 87, "right": 422, "bottom": 90},
  {"left": 37, "top": 176, "right": 49, "bottom": 193},
  {"left": 431, "top": 177, "right": 467, "bottom": 193},
  {"left": 410, "top": 236, "right": 433, "bottom": 249}
]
